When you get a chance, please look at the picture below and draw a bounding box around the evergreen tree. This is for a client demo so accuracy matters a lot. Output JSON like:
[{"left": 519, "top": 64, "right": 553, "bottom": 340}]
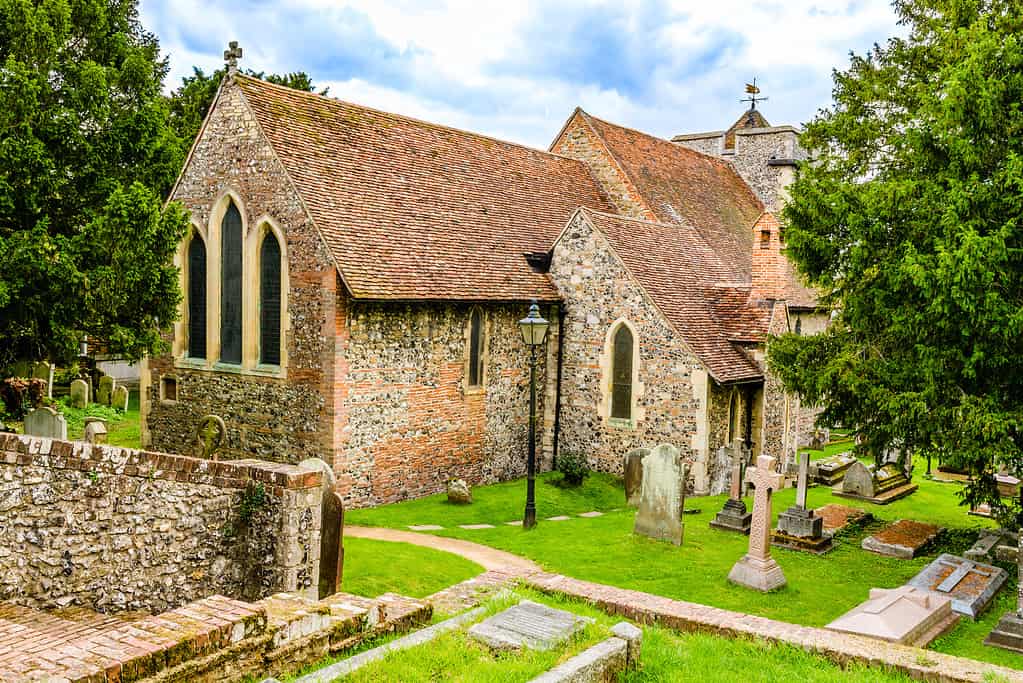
[{"left": 769, "top": 0, "right": 1023, "bottom": 525}]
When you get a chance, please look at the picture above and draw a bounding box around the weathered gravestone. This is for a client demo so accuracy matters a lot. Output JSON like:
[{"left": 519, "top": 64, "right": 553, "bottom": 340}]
[
  {"left": 447, "top": 478, "right": 472, "bottom": 504},
  {"left": 300, "top": 458, "right": 345, "bottom": 600},
  {"left": 623, "top": 447, "right": 649, "bottom": 507},
  {"left": 812, "top": 452, "right": 857, "bottom": 485},
  {"left": 469, "top": 600, "right": 593, "bottom": 652},
  {"left": 907, "top": 553, "right": 1006, "bottom": 619},
  {"left": 728, "top": 455, "right": 786, "bottom": 592},
  {"left": 24, "top": 406, "right": 67, "bottom": 440},
  {"left": 826, "top": 586, "right": 958, "bottom": 647},
  {"left": 69, "top": 379, "right": 89, "bottom": 409},
  {"left": 710, "top": 445, "right": 751, "bottom": 534},
  {"left": 196, "top": 414, "right": 227, "bottom": 459},
  {"left": 773, "top": 450, "right": 831, "bottom": 554},
  {"left": 110, "top": 385, "right": 129, "bottom": 412},
  {"left": 633, "top": 444, "right": 686, "bottom": 545},
  {"left": 32, "top": 362, "right": 51, "bottom": 398},
  {"left": 985, "top": 533, "right": 1023, "bottom": 653},
  {"left": 83, "top": 417, "right": 108, "bottom": 445},
  {"left": 835, "top": 460, "right": 917, "bottom": 504},
  {"left": 966, "top": 529, "right": 1018, "bottom": 564},
  {"left": 96, "top": 375, "right": 115, "bottom": 406}
]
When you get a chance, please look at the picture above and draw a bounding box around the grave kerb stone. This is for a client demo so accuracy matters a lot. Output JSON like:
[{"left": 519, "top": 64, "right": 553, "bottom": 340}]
[{"left": 468, "top": 600, "right": 593, "bottom": 652}]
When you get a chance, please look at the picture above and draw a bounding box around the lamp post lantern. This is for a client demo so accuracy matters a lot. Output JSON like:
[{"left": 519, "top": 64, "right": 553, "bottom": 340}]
[{"left": 518, "top": 301, "right": 549, "bottom": 529}]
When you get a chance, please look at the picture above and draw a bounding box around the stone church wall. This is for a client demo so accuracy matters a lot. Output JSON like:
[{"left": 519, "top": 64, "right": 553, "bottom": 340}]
[
  {"left": 0, "top": 434, "right": 322, "bottom": 614},
  {"left": 334, "top": 300, "right": 555, "bottom": 507},
  {"left": 550, "top": 213, "right": 721, "bottom": 489},
  {"left": 146, "top": 78, "right": 340, "bottom": 466}
]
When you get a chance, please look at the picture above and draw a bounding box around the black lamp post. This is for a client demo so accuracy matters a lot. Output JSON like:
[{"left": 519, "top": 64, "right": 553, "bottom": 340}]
[{"left": 518, "top": 301, "right": 549, "bottom": 530}]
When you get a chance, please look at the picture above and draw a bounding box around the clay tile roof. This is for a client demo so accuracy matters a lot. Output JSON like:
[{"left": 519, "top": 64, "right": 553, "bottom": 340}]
[
  {"left": 580, "top": 209, "right": 764, "bottom": 384},
  {"left": 724, "top": 108, "right": 770, "bottom": 149},
  {"left": 577, "top": 111, "right": 765, "bottom": 280},
  {"left": 234, "top": 75, "right": 616, "bottom": 301}
]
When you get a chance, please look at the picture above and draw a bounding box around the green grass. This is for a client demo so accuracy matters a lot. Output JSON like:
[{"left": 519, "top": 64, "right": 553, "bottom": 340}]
[
  {"left": 292, "top": 589, "right": 917, "bottom": 683},
  {"left": 342, "top": 537, "right": 483, "bottom": 600},
  {"left": 345, "top": 471, "right": 625, "bottom": 528},
  {"left": 347, "top": 456, "right": 1021, "bottom": 669},
  {"left": 7, "top": 393, "right": 141, "bottom": 448}
]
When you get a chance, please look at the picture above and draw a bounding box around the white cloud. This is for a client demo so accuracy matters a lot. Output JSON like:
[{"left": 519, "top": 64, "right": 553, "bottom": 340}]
[{"left": 141, "top": 0, "right": 901, "bottom": 147}]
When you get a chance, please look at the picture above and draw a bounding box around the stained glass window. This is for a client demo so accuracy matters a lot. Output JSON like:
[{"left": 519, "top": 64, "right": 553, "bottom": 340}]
[
  {"left": 611, "top": 325, "right": 633, "bottom": 419},
  {"left": 220, "top": 203, "right": 243, "bottom": 364},
  {"left": 468, "top": 309, "right": 484, "bottom": 387},
  {"left": 260, "top": 232, "right": 282, "bottom": 365},
  {"left": 187, "top": 235, "right": 207, "bottom": 359}
]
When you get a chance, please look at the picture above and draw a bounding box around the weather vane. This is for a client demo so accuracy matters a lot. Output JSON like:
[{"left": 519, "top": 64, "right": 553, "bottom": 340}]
[{"left": 741, "top": 78, "right": 767, "bottom": 110}]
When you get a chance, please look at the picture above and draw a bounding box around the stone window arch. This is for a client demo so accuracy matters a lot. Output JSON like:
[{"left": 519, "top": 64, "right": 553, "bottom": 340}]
[
  {"left": 600, "top": 319, "right": 644, "bottom": 426},
  {"left": 186, "top": 230, "right": 207, "bottom": 359},
  {"left": 259, "top": 229, "right": 283, "bottom": 365},
  {"left": 219, "top": 201, "right": 244, "bottom": 365},
  {"left": 244, "top": 217, "right": 290, "bottom": 374}
]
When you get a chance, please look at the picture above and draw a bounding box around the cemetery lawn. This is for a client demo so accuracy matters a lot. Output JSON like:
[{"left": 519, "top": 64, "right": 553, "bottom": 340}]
[
  {"left": 347, "top": 460, "right": 1023, "bottom": 669},
  {"left": 342, "top": 537, "right": 483, "bottom": 601},
  {"left": 283, "top": 589, "right": 916, "bottom": 683},
  {"left": 60, "top": 394, "right": 141, "bottom": 448}
]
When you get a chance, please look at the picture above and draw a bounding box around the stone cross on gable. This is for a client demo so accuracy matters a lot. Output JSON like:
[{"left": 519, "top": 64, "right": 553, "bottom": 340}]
[
  {"left": 747, "top": 455, "right": 786, "bottom": 560},
  {"left": 224, "top": 41, "right": 243, "bottom": 75}
]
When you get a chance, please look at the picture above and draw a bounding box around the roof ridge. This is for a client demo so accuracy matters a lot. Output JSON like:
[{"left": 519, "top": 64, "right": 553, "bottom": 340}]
[
  {"left": 235, "top": 74, "right": 590, "bottom": 166},
  {"left": 582, "top": 208, "right": 699, "bottom": 231}
]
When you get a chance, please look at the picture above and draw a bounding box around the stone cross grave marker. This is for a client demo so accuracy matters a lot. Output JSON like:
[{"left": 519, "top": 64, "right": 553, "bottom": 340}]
[
  {"left": 633, "top": 444, "right": 686, "bottom": 545},
  {"left": 623, "top": 447, "right": 649, "bottom": 507},
  {"left": 710, "top": 444, "right": 751, "bottom": 534},
  {"left": 774, "top": 450, "right": 829, "bottom": 552},
  {"left": 728, "top": 454, "right": 786, "bottom": 591},
  {"left": 111, "top": 385, "right": 129, "bottom": 412},
  {"left": 24, "top": 406, "right": 67, "bottom": 440},
  {"left": 70, "top": 379, "right": 88, "bottom": 409},
  {"left": 469, "top": 600, "right": 593, "bottom": 652},
  {"left": 196, "top": 414, "right": 226, "bottom": 459},
  {"left": 985, "top": 534, "right": 1023, "bottom": 653},
  {"left": 96, "top": 375, "right": 115, "bottom": 407},
  {"left": 907, "top": 553, "right": 1006, "bottom": 619}
]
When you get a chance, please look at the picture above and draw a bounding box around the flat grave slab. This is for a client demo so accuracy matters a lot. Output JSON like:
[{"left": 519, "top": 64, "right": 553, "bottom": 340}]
[
  {"left": 468, "top": 600, "right": 593, "bottom": 652},
  {"left": 812, "top": 453, "right": 857, "bottom": 485},
  {"left": 458, "top": 524, "right": 495, "bottom": 530},
  {"left": 814, "top": 504, "right": 872, "bottom": 537},
  {"left": 906, "top": 553, "right": 1007, "bottom": 619},
  {"left": 578, "top": 511, "right": 603, "bottom": 518},
  {"left": 966, "top": 529, "right": 1019, "bottom": 564},
  {"left": 408, "top": 525, "right": 443, "bottom": 531},
  {"left": 826, "top": 586, "right": 958, "bottom": 647},
  {"left": 547, "top": 516, "right": 571, "bottom": 521},
  {"left": 862, "top": 520, "right": 942, "bottom": 559}
]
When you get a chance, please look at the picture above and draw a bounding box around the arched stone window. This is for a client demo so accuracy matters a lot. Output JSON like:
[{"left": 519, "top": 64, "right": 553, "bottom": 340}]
[
  {"left": 220, "top": 202, "right": 243, "bottom": 364},
  {"left": 259, "top": 231, "right": 282, "bottom": 365},
  {"left": 611, "top": 325, "right": 634, "bottom": 420},
  {"left": 187, "top": 233, "right": 207, "bottom": 359},
  {"left": 467, "top": 308, "right": 485, "bottom": 388}
]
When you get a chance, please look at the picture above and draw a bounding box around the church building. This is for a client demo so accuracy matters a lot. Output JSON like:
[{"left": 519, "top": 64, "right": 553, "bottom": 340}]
[{"left": 142, "top": 66, "right": 824, "bottom": 507}]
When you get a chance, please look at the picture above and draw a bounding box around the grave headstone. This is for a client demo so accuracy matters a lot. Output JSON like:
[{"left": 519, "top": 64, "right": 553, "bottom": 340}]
[
  {"left": 70, "top": 379, "right": 89, "bottom": 409},
  {"left": 196, "top": 414, "right": 226, "bottom": 459},
  {"left": 633, "top": 444, "right": 686, "bottom": 545},
  {"left": 623, "top": 447, "right": 650, "bottom": 507},
  {"left": 812, "top": 452, "right": 857, "bottom": 485},
  {"left": 83, "top": 417, "right": 108, "bottom": 445},
  {"left": 773, "top": 450, "right": 831, "bottom": 554},
  {"left": 447, "top": 478, "right": 472, "bottom": 505},
  {"left": 966, "top": 529, "right": 1018, "bottom": 564},
  {"left": 997, "top": 473, "right": 1021, "bottom": 499},
  {"left": 835, "top": 460, "right": 917, "bottom": 504},
  {"left": 986, "top": 533, "right": 1023, "bottom": 653},
  {"left": 727, "top": 455, "right": 786, "bottom": 592},
  {"left": 862, "top": 519, "right": 943, "bottom": 559},
  {"left": 710, "top": 445, "right": 751, "bottom": 534},
  {"left": 907, "top": 553, "right": 1007, "bottom": 619},
  {"left": 31, "top": 362, "right": 51, "bottom": 398},
  {"left": 826, "top": 586, "right": 958, "bottom": 647},
  {"left": 110, "top": 385, "right": 129, "bottom": 412},
  {"left": 24, "top": 406, "right": 67, "bottom": 440},
  {"left": 300, "top": 458, "right": 344, "bottom": 601},
  {"left": 96, "top": 375, "right": 115, "bottom": 406},
  {"left": 468, "top": 600, "right": 593, "bottom": 652}
]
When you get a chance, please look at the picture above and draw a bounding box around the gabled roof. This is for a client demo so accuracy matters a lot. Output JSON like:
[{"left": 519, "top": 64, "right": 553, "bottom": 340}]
[
  {"left": 572, "top": 111, "right": 765, "bottom": 279},
  {"left": 234, "top": 75, "right": 616, "bottom": 301},
  {"left": 578, "top": 208, "right": 764, "bottom": 383}
]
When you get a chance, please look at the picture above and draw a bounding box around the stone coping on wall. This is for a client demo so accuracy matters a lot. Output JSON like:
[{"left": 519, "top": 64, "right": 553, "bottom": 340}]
[{"left": 0, "top": 433, "right": 322, "bottom": 492}]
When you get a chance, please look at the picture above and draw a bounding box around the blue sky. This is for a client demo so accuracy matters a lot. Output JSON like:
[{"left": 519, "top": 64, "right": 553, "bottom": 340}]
[{"left": 141, "top": 0, "right": 901, "bottom": 148}]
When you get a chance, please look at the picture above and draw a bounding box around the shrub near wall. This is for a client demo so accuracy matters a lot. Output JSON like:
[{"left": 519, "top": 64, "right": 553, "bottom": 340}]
[{"left": 0, "top": 434, "right": 323, "bottom": 613}]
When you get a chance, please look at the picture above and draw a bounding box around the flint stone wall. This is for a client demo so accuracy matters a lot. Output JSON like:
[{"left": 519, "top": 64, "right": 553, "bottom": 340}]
[
  {"left": 0, "top": 434, "right": 322, "bottom": 614},
  {"left": 550, "top": 212, "right": 724, "bottom": 489},
  {"left": 336, "top": 300, "right": 554, "bottom": 507}
]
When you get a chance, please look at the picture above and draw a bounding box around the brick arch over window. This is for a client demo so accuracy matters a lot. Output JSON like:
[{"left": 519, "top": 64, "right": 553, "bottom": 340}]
[{"left": 599, "top": 318, "right": 644, "bottom": 426}]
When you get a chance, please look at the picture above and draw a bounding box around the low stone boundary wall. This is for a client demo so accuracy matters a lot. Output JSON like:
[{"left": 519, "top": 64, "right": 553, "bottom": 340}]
[
  {"left": 0, "top": 434, "right": 323, "bottom": 613},
  {"left": 527, "top": 573, "right": 1023, "bottom": 683},
  {"left": 529, "top": 621, "right": 641, "bottom": 683}
]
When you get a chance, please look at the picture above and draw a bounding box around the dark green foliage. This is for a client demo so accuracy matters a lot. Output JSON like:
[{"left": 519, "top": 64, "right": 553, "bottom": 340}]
[
  {"left": 0, "top": 0, "right": 189, "bottom": 366},
  {"left": 556, "top": 451, "right": 590, "bottom": 487},
  {"left": 237, "top": 482, "right": 267, "bottom": 527},
  {"left": 0, "top": 378, "right": 47, "bottom": 419},
  {"left": 770, "top": 0, "right": 1023, "bottom": 526}
]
